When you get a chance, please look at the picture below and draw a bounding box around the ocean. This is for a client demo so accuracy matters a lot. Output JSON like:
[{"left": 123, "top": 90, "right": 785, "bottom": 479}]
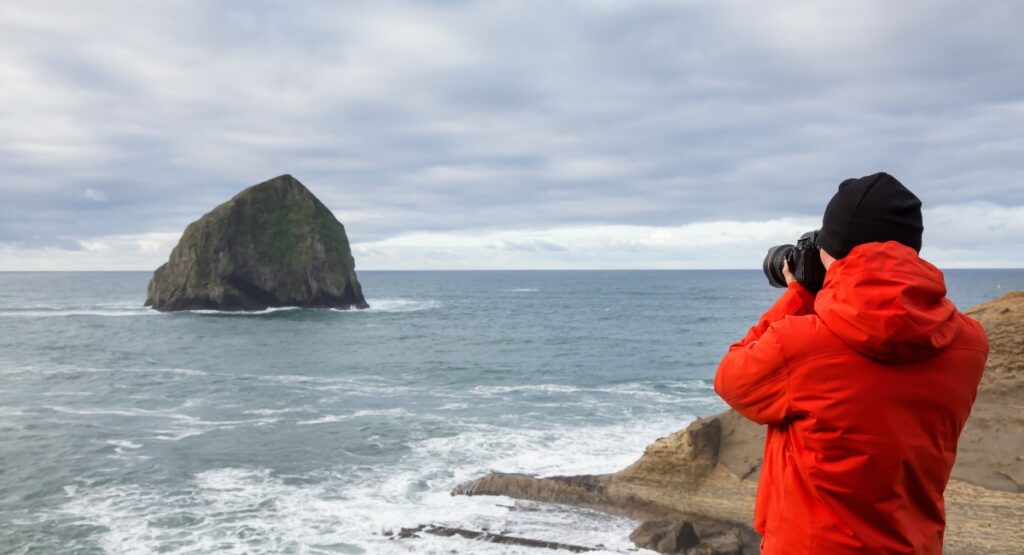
[{"left": 1, "top": 269, "right": 1021, "bottom": 554}]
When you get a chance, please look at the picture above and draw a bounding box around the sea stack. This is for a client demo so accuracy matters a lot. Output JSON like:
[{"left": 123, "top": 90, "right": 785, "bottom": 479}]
[{"left": 146, "top": 174, "right": 369, "bottom": 312}]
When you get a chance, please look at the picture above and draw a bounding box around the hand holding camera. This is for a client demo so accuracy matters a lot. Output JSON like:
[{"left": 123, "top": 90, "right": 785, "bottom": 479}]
[{"left": 763, "top": 230, "right": 827, "bottom": 292}]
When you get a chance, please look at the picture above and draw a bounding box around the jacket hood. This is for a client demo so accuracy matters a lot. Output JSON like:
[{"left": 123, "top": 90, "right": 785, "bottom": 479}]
[{"left": 815, "top": 241, "right": 962, "bottom": 362}]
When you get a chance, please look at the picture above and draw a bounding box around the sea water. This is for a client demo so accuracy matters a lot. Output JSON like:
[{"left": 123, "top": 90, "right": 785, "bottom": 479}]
[{"left": 1, "top": 270, "right": 1020, "bottom": 554}]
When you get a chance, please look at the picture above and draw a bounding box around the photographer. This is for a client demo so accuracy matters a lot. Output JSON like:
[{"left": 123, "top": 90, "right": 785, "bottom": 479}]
[{"left": 714, "top": 173, "right": 988, "bottom": 554}]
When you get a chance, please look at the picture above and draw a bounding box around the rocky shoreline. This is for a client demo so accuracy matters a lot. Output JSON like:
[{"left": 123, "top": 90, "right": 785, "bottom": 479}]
[{"left": 440, "top": 291, "right": 1024, "bottom": 554}]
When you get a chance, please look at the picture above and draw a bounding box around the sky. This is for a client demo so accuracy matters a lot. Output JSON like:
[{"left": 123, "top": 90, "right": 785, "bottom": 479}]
[{"left": 1, "top": 0, "right": 1022, "bottom": 270}]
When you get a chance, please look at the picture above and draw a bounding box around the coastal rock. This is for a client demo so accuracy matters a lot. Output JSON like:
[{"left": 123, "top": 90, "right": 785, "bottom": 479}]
[
  {"left": 389, "top": 525, "right": 597, "bottom": 552},
  {"left": 688, "top": 528, "right": 743, "bottom": 555},
  {"left": 956, "top": 290, "right": 1024, "bottom": 492},
  {"left": 452, "top": 416, "right": 763, "bottom": 553},
  {"left": 453, "top": 290, "right": 1024, "bottom": 555},
  {"left": 629, "top": 520, "right": 699, "bottom": 553},
  {"left": 620, "top": 415, "right": 721, "bottom": 488},
  {"left": 146, "top": 175, "right": 369, "bottom": 312}
]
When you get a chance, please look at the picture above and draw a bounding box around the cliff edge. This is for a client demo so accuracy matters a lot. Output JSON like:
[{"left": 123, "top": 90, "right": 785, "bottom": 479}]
[
  {"left": 452, "top": 290, "right": 1024, "bottom": 554},
  {"left": 146, "top": 175, "right": 368, "bottom": 312}
]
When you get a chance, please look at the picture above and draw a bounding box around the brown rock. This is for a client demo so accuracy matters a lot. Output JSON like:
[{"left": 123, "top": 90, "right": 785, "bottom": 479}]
[
  {"left": 690, "top": 528, "right": 744, "bottom": 555},
  {"left": 621, "top": 417, "right": 721, "bottom": 488},
  {"left": 955, "top": 290, "right": 1024, "bottom": 492}
]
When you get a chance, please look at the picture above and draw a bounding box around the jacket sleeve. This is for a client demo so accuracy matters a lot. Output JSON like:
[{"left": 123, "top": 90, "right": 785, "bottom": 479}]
[{"left": 713, "top": 283, "right": 816, "bottom": 425}]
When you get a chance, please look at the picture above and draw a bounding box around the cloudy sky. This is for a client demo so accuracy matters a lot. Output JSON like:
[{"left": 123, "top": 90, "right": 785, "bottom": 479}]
[{"left": 1, "top": 0, "right": 1021, "bottom": 270}]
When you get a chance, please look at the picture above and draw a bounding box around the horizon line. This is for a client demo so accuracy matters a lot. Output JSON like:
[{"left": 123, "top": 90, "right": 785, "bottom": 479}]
[{"left": 2, "top": 267, "right": 1023, "bottom": 273}]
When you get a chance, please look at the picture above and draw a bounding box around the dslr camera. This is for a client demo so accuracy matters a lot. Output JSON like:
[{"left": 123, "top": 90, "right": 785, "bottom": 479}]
[{"left": 763, "top": 230, "right": 827, "bottom": 291}]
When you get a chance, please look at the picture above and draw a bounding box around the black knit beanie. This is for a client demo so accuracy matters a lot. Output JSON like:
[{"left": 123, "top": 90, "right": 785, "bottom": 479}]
[{"left": 817, "top": 172, "right": 923, "bottom": 259}]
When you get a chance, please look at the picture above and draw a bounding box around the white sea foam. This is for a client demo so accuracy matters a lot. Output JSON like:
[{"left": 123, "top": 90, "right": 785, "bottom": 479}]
[
  {"left": 28, "top": 365, "right": 208, "bottom": 377},
  {"left": 295, "top": 414, "right": 350, "bottom": 425},
  {"left": 186, "top": 306, "right": 303, "bottom": 315},
  {"left": 257, "top": 373, "right": 414, "bottom": 397},
  {"left": 26, "top": 298, "right": 448, "bottom": 317},
  {"left": 417, "top": 414, "right": 692, "bottom": 478},
  {"left": 45, "top": 405, "right": 281, "bottom": 442},
  {"left": 0, "top": 308, "right": 156, "bottom": 317},
  {"left": 56, "top": 412, "right": 660, "bottom": 553},
  {"left": 242, "top": 407, "right": 312, "bottom": 416},
  {"left": 60, "top": 467, "right": 522, "bottom": 554},
  {"left": 470, "top": 381, "right": 714, "bottom": 405},
  {"left": 51, "top": 405, "right": 687, "bottom": 553},
  {"left": 357, "top": 298, "right": 441, "bottom": 312},
  {"left": 49, "top": 406, "right": 187, "bottom": 418},
  {"left": 106, "top": 439, "right": 143, "bottom": 450},
  {"left": 297, "top": 408, "right": 412, "bottom": 425},
  {"left": 472, "top": 383, "right": 582, "bottom": 395},
  {"left": 158, "top": 368, "right": 209, "bottom": 376},
  {"left": 504, "top": 288, "right": 539, "bottom": 292},
  {"left": 106, "top": 439, "right": 146, "bottom": 457},
  {"left": 179, "top": 299, "right": 442, "bottom": 316}
]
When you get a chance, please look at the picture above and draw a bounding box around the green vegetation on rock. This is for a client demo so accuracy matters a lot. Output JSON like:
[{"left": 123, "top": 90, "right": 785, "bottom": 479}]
[{"left": 145, "top": 174, "right": 369, "bottom": 311}]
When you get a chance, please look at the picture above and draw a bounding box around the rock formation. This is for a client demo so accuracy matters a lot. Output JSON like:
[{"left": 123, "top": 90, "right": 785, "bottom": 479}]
[
  {"left": 953, "top": 290, "right": 1024, "bottom": 492},
  {"left": 146, "top": 174, "right": 369, "bottom": 312},
  {"left": 451, "top": 291, "right": 1024, "bottom": 554}
]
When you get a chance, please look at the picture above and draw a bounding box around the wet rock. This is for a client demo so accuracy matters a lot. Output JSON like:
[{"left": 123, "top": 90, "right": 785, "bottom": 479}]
[{"left": 393, "top": 524, "right": 597, "bottom": 551}]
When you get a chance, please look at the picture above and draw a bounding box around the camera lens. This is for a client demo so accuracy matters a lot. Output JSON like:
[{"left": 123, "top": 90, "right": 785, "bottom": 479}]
[{"left": 763, "top": 244, "right": 793, "bottom": 288}]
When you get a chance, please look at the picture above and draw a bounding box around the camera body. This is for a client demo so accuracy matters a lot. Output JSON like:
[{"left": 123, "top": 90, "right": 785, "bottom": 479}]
[{"left": 763, "top": 230, "right": 827, "bottom": 291}]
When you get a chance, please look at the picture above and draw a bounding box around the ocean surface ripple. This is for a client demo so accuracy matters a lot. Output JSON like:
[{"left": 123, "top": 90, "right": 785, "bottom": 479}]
[{"left": 0, "top": 270, "right": 1019, "bottom": 554}]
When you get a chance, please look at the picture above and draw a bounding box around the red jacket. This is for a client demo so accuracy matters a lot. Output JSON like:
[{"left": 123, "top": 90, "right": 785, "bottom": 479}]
[{"left": 715, "top": 241, "right": 988, "bottom": 554}]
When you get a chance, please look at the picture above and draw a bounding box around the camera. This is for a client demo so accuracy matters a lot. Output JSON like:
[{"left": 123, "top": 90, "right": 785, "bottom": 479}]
[{"left": 763, "top": 230, "right": 827, "bottom": 291}]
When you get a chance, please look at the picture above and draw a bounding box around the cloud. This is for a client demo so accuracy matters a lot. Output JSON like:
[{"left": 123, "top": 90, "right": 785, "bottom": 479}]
[
  {"left": 81, "top": 188, "right": 107, "bottom": 202},
  {"left": 0, "top": 1, "right": 1022, "bottom": 268},
  {"left": 488, "top": 240, "right": 568, "bottom": 252},
  {"left": 2, "top": 203, "right": 1019, "bottom": 270},
  {"left": 0, "top": 232, "right": 179, "bottom": 271},
  {"left": 341, "top": 204, "right": 1020, "bottom": 269}
]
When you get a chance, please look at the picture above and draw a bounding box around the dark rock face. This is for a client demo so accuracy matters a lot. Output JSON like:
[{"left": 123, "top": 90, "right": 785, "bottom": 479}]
[{"left": 146, "top": 175, "right": 369, "bottom": 312}]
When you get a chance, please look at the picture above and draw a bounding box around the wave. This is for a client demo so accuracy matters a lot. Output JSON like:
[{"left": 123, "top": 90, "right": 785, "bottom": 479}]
[
  {"left": 355, "top": 298, "right": 441, "bottom": 313},
  {"left": 106, "top": 439, "right": 143, "bottom": 449},
  {"left": 106, "top": 439, "right": 144, "bottom": 456},
  {"left": 181, "top": 298, "right": 441, "bottom": 315},
  {"left": 0, "top": 297, "right": 440, "bottom": 317},
  {"left": 256, "top": 373, "right": 414, "bottom": 396},
  {"left": 296, "top": 408, "right": 413, "bottom": 425},
  {"left": 469, "top": 380, "right": 714, "bottom": 405},
  {"left": 504, "top": 288, "right": 539, "bottom": 292},
  {"left": 242, "top": 407, "right": 313, "bottom": 416},
  {"left": 185, "top": 306, "right": 303, "bottom": 315},
  {"left": 30, "top": 366, "right": 208, "bottom": 377},
  {"left": 44, "top": 405, "right": 281, "bottom": 442},
  {"left": 54, "top": 416, "right": 666, "bottom": 554},
  {"left": 57, "top": 466, "right": 558, "bottom": 554},
  {"left": 0, "top": 308, "right": 156, "bottom": 317}
]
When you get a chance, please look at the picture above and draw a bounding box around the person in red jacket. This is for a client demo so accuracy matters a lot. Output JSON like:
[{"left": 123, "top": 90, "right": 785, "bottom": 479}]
[{"left": 715, "top": 173, "right": 988, "bottom": 554}]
